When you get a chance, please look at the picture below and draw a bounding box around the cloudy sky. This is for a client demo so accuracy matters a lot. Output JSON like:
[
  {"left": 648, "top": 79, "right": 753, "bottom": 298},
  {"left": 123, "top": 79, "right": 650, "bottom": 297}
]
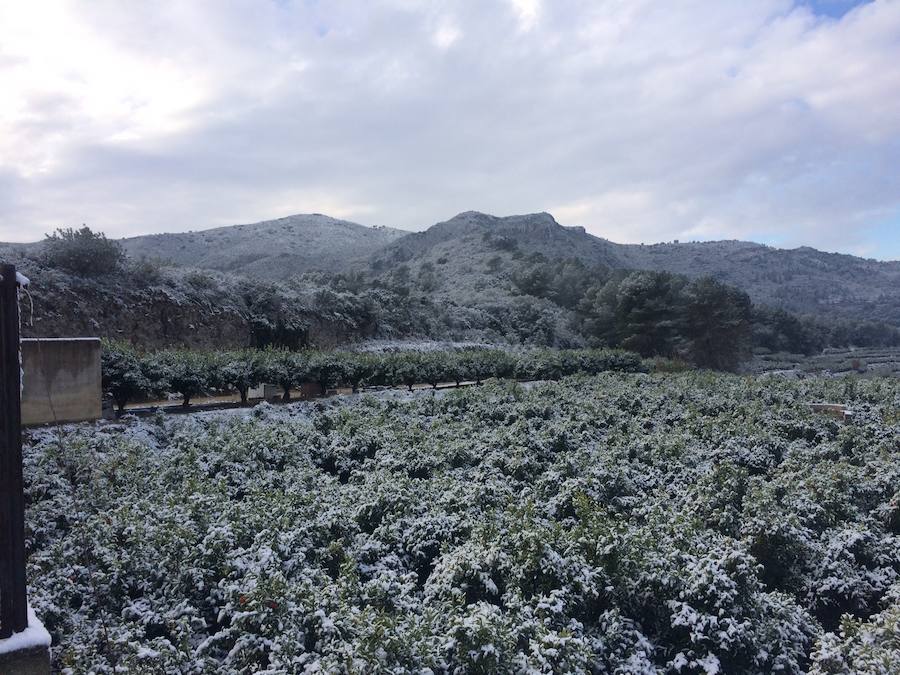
[{"left": 1, "top": 0, "right": 898, "bottom": 258}]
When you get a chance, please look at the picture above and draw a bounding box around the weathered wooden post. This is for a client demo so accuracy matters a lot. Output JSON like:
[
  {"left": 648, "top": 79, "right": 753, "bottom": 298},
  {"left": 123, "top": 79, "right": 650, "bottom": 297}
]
[
  {"left": 0, "top": 263, "right": 27, "bottom": 639},
  {"left": 0, "top": 266, "right": 52, "bottom": 673}
]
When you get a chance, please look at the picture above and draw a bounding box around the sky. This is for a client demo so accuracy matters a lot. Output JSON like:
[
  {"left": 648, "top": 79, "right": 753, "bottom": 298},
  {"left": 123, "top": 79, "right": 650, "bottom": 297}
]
[{"left": 1, "top": 0, "right": 898, "bottom": 259}]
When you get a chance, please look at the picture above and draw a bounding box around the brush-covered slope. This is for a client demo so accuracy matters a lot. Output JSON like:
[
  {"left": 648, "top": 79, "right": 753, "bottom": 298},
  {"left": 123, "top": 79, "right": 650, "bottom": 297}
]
[
  {"left": 121, "top": 214, "right": 406, "bottom": 279},
  {"left": 5, "top": 209, "right": 898, "bottom": 347},
  {"left": 614, "top": 240, "right": 900, "bottom": 325},
  {"left": 370, "top": 211, "right": 614, "bottom": 299},
  {"left": 371, "top": 211, "right": 900, "bottom": 325}
]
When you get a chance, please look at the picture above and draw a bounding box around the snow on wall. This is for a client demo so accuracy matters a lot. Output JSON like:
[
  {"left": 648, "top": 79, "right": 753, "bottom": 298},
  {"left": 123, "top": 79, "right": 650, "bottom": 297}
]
[{"left": 0, "top": 605, "right": 51, "bottom": 656}]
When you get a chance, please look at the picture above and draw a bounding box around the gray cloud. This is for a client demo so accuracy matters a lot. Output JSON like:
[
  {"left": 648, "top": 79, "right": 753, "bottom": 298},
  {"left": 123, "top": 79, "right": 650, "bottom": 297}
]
[{"left": 0, "top": 0, "right": 898, "bottom": 259}]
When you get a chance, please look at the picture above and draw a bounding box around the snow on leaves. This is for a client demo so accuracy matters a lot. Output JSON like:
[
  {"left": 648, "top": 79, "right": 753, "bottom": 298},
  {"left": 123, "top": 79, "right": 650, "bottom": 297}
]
[{"left": 20, "top": 372, "right": 900, "bottom": 673}]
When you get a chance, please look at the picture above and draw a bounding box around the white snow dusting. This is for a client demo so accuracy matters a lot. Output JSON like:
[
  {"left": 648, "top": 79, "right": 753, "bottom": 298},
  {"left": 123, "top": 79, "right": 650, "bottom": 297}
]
[{"left": 0, "top": 604, "right": 51, "bottom": 656}]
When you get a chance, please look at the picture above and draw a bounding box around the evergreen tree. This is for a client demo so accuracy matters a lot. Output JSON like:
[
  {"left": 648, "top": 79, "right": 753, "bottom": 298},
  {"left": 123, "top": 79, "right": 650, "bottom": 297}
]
[{"left": 682, "top": 278, "right": 752, "bottom": 371}]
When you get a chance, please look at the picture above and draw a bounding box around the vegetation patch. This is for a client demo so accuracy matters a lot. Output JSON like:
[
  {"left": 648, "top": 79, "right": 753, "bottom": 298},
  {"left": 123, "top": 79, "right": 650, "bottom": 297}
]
[{"left": 23, "top": 373, "right": 900, "bottom": 672}]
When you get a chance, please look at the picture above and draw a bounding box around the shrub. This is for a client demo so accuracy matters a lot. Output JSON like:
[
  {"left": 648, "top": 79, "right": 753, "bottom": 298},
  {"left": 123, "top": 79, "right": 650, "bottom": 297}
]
[
  {"left": 648, "top": 356, "right": 693, "bottom": 373},
  {"left": 100, "top": 340, "right": 167, "bottom": 413},
  {"left": 128, "top": 257, "right": 165, "bottom": 285},
  {"left": 43, "top": 226, "right": 124, "bottom": 277},
  {"left": 184, "top": 270, "right": 218, "bottom": 290},
  {"left": 809, "top": 585, "right": 900, "bottom": 674},
  {"left": 154, "top": 350, "right": 210, "bottom": 406},
  {"left": 219, "top": 350, "right": 267, "bottom": 404},
  {"left": 21, "top": 373, "right": 900, "bottom": 671}
]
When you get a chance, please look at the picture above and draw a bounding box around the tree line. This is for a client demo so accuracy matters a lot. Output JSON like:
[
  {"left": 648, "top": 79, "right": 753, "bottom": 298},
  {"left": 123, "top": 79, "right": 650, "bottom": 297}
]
[
  {"left": 101, "top": 343, "right": 645, "bottom": 413},
  {"left": 511, "top": 258, "right": 900, "bottom": 367}
]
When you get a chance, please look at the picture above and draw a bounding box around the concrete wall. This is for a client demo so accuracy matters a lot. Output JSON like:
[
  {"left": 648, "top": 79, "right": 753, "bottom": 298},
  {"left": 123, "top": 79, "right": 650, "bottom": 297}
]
[
  {"left": 21, "top": 338, "right": 101, "bottom": 426},
  {"left": 0, "top": 644, "right": 51, "bottom": 675}
]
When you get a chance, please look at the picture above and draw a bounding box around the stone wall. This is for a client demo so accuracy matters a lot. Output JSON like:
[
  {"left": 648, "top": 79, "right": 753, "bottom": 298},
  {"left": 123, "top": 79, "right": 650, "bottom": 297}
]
[{"left": 21, "top": 338, "right": 101, "bottom": 425}]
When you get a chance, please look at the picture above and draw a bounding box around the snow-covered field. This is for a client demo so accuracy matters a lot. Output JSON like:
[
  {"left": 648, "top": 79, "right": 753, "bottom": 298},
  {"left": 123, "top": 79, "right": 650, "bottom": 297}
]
[{"left": 21, "top": 373, "right": 900, "bottom": 673}]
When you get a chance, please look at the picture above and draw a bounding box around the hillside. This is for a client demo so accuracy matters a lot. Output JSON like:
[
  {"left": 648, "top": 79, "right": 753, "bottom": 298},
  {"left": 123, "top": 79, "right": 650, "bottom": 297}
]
[
  {"left": 614, "top": 239, "right": 900, "bottom": 326},
  {"left": 369, "top": 211, "right": 900, "bottom": 326},
  {"left": 4, "top": 210, "right": 899, "bottom": 351},
  {"left": 0, "top": 240, "right": 429, "bottom": 349},
  {"left": 120, "top": 213, "right": 406, "bottom": 279},
  {"left": 13, "top": 210, "right": 897, "bottom": 326}
]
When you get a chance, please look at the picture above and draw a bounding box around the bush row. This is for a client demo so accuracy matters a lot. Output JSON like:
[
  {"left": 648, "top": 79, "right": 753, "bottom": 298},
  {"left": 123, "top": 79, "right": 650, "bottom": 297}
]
[{"left": 101, "top": 342, "right": 645, "bottom": 412}]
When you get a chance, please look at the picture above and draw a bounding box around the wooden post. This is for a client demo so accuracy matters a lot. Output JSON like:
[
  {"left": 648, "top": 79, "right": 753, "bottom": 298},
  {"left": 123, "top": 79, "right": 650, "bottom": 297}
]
[{"left": 0, "top": 263, "right": 27, "bottom": 638}]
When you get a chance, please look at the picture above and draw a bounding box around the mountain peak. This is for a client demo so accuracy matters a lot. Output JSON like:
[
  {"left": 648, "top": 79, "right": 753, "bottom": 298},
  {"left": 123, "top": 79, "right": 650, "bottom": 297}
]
[
  {"left": 120, "top": 212, "right": 406, "bottom": 276},
  {"left": 438, "top": 210, "right": 562, "bottom": 230}
]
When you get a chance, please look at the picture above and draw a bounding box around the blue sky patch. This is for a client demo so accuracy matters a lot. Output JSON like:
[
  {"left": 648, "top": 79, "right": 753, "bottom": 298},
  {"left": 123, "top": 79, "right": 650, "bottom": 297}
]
[{"left": 803, "top": 0, "right": 872, "bottom": 19}]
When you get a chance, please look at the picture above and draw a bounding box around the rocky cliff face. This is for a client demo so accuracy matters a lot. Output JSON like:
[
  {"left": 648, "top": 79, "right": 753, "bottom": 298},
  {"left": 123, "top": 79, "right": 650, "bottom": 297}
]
[{"left": 24, "top": 283, "right": 252, "bottom": 348}]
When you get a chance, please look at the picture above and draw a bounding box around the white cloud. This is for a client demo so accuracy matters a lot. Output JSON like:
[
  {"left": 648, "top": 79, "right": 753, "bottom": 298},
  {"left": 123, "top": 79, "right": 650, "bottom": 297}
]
[
  {"left": 0, "top": 0, "right": 898, "bottom": 259},
  {"left": 508, "top": 0, "right": 541, "bottom": 31},
  {"left": 433, "top": 21, "right": 462, "bottom": 49}
]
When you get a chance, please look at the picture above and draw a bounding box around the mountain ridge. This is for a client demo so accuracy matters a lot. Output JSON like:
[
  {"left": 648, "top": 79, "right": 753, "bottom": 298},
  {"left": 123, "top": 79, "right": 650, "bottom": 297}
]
[
  {"left": 4, "top": 210, "right": 898, "bottom": 327},
  {"left": 119, "top": 213, "right": 407, "bottom": 278},
  {"left": 365, "top": 211, "right": 900, "bottom": 325}
]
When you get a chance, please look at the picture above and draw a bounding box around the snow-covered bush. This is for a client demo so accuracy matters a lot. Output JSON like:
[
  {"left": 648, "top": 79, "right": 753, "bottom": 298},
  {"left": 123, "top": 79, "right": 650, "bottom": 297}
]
[
  {"left": 218, "top": 349, "right": 267, "bottom": 404},
  {"left": 100, "top": 340, "right": 167, "bottom": 412},
  {"left": 42, "top": 226, "right": 124, "bottom": 277},
  {"left": 23, "top": 371, "right": 900, "bottom": 672}
]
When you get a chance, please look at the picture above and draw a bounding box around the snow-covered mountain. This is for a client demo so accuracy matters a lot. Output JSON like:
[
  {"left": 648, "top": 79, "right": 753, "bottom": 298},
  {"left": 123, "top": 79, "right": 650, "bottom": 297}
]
[{"left": 120, "top": 213, "right": 406, "bottom": 279}]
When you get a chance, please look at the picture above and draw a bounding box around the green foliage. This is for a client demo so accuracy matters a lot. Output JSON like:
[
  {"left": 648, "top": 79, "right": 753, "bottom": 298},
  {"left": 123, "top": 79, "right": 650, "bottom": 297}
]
[
  {"left": 383, "top": 352, "right": 421, "bottom": 390},
  {"left": 648, "top": 356, "right": 694, "bottom": 373},
  {"left": 184, "top": 270, "right": 217, "bottom": 290},
  {"left": 512, "top": 257, "right": 600, "bottom": 309},
  {"left": 101, "top": 346, "right": 645, "bottom": 409},
  {"left": 23, "top": 373, "right": 900, "bottom": 672},
  {"left": 43, "top": 226, "right": 124, "bottom": 277},
  {"left": 261, "top": 348, "right": 309, "bottom": 401},
  {"left": 682, "top": 277, "right": 753, "bottom": 371},
  {"left": 307, "top": 351, "right": 349, "bottom": 392},
  {"left": 582, "top": 270, "right": 687, "bottom": 357},
  {"left": 752, "top": 306, "right": 826, "bottom": 355},
  {"left": 153, "top": 350, "right": 211, "bottom": 406},
  {"left": 809, "top": 584, "right": 900, "bottom": 674},
  {"left": 99, "top": 340, "right": 167, "bottom": 412},
  {"left": 218, "top": 350, "right": 267, "bottom": 404},
  {"left": 577, "top": 271, "right": 755, "bottom": 370},
  {"left": 127, "top": 256, "right": 165, "bottom": 285}
]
